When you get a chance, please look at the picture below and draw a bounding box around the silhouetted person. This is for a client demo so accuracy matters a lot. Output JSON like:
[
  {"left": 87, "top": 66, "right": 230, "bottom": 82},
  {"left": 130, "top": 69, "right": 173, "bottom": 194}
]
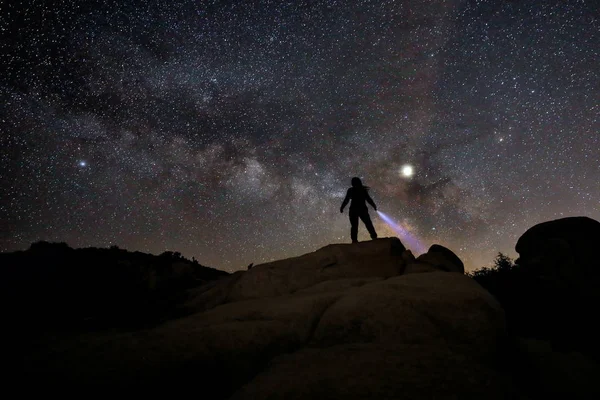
[{"left": 340, "top": 177, "right": 378, "bottom": 243}]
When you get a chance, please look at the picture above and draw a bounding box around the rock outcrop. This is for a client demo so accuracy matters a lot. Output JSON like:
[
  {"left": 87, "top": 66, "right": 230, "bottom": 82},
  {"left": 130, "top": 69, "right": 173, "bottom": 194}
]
[
  {"left": 406, "top": 244, "right": 465, "bottom": 274},
  {"left": 186, "top": 238, "right": 466, "bottom": 313},
  {"left": 513, "top": 216, "right": 600, "bottom": 362},
  {"left": 226, "top": 237, "right": 407, "bottom": 301},
  {"left": 515, "top": 216, "right": 600, "bottom": 290},
  {"left": 0, "top": 242, "right": 228, "bottom": 330},
  {"left": 15, "top": 238, "right": 517, "bottom": 399}
]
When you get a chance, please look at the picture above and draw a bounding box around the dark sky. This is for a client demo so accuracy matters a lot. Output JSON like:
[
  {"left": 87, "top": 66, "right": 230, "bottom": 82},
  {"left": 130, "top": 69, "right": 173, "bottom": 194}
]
[{"left": 2, "top": 0, "right": 598, "bottom": 272}]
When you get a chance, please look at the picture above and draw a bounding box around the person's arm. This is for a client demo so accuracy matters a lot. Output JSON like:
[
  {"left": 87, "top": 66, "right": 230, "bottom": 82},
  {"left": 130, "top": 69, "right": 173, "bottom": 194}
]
[
  {"left": 340, "top": 188, "right": 351, "bottom": 213},
  {"left": 366, "top": 191, "right": 377, "bottom": 210}
]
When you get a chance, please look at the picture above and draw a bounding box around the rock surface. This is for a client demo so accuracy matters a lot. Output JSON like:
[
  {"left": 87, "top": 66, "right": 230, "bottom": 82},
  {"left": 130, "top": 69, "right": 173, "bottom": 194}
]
[
  {"left": 513, "top": 216, "right": 600, "bottom": 362},
  {"left": 185, "top": 238, "right": 407, "bottom": 312},
  {"left": 15, "top": 237, "right": 519, "bottom": 399},
  {"left": 515, "top": 216, "right": 600, "bottom": 289},
  {"left": 226, "top": 238, "right": 407, "bottom": 301},
  {"left": 405, "top": 244, "right": 465, "bottom": 274}
]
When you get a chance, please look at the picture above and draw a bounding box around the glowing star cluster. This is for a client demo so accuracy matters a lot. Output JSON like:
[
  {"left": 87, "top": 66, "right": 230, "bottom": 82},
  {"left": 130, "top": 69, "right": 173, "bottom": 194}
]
[{"left": 2, "top": 1, "right": 598, "bottom": 272}]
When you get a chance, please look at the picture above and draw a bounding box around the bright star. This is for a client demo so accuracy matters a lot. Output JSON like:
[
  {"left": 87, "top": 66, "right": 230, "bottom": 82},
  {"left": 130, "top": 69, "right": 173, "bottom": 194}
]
[
  {"left": 401, "top": 164, "right": 414, "bottom": 178},
  {"left": 79, "top": 161, "right": 87, "bottom": 167}
]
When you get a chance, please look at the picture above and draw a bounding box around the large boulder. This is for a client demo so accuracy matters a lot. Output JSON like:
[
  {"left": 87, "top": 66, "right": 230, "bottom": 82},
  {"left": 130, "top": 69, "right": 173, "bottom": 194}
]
[
  {"left": 187, "top": 237, "right": 406, "bottom": 308},
  {"left": 515, "top": 216, "right": 600, "bottom": 289},
  {"left": 231, "top": 343, "right": 515, "bottom": 400},
  {"left": 230, "top": 272, "right": 511, "bottom": 399},
  {"left": 311, "top": 272, "right": 504, "bottom": 359},
  {"left": 231, "top": 343, "right": 523, "bottom": 400},
  {"left": 15, "top": 239, "right": 517, "bottom": 398},
  {"left": 513, "top": 216, "right": 600, "bottom": 360},
  {"left": 405, "top": 244, "right": 465, "bottom": 274},
  {"left": 516, "top": 216, "right": 600, "bottom": 259},
  {"left": 19, "top": 271, "right": 511, "bottom": 398}
]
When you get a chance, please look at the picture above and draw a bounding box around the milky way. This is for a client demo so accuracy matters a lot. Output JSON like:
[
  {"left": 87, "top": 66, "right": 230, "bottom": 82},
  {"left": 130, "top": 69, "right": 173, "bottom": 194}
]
[{"left": 2, "top": 0, "right": 598, "bottom": 271}]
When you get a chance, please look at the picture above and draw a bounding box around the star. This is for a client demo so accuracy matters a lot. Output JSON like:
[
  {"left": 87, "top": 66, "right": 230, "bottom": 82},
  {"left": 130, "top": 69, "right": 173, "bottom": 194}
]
[
  {"left": 401, "top": 165, "right": 414, "bottom": 178},
  {"left": 1, "top": 0, "right": 597, "bottom": 273}
]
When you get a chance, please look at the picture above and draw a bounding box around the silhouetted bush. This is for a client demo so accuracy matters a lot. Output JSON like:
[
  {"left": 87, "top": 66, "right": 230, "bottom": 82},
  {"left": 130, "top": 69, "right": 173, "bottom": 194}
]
[
  {"left": 469, "top": 252, "right": 600, "bottom": 362},
  {"left": 468, "top": 252, "right": 516, "bottom": 292},
  {"left": 0, "top": 242, "right": 229, "bottom": 332},
  {"left": 469, "top": 252, "right": 552, "bottom": 337}
]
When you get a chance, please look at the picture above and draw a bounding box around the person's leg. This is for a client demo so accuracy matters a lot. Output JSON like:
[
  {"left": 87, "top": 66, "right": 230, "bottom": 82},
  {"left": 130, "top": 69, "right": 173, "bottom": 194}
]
[
  {"left": 360, "top": 210, "right": 378, "bottom": 239},
  {"left": 349, "top": 211, "right": 359, "bottom": 243}
]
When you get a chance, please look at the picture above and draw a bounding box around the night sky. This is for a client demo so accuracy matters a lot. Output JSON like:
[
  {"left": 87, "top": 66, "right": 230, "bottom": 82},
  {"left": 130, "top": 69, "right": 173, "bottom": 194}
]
[{"left": 2, "top": 0, "right": 598, "bottom": 272}]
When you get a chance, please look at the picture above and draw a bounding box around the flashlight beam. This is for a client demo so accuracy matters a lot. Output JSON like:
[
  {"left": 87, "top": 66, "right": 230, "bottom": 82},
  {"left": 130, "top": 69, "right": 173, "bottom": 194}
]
[{"left": 376, "top": 210, "right": 427, "bottom": 254}]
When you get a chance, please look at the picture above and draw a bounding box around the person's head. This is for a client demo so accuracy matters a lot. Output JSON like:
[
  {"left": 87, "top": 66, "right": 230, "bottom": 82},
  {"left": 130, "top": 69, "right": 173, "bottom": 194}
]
[{"left": 351, "top": 177, "right": 363, "bottom": 188}]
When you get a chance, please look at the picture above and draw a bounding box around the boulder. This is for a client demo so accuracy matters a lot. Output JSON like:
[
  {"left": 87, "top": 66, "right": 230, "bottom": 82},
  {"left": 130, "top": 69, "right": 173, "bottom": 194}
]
[
  {"left": 311, "top": 272, "right": 505, "bottom": 358},
  {"left": 14, "top": 237, "right": 517, "bottom": 398},
  {"left": 21, "top": 270, "right": 510, "bottom": 398},
  {"left": 515, "top": 216, "right": 600, "bottom": 288},
  {"left": 513, "top": 216, "right": 600, "bottom": 360},
  {"left": 230, "top": 273, "right": 511, "bottom": 399},
  {"left": 220, "top": 237, "right": 406, "bottom": 302},
  {"left": 401, "top": 248, "right": 415, "bottom": 260},
  {"left": 406, "top": 244, "right": 465, "bottom": 274},
  {"left": 231, "top": 344, "right": 517, "bottom": 400}
]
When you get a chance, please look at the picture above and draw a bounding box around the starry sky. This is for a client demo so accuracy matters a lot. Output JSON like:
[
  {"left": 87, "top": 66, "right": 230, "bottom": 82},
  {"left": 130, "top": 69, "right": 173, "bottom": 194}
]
[{"left": 2, "top": 0, "right": 598, "bottom": 272}]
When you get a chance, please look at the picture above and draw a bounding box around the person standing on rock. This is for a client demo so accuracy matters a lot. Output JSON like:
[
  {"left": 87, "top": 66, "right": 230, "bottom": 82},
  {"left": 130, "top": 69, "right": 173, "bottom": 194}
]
[{"left": 340, "top": 177, "right": 378, "bottom": 243}]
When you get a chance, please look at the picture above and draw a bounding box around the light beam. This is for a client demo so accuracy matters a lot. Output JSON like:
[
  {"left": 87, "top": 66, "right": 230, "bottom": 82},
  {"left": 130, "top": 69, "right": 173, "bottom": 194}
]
[{"left": 376, "top": 210, "right": 427, "bottom": 254}]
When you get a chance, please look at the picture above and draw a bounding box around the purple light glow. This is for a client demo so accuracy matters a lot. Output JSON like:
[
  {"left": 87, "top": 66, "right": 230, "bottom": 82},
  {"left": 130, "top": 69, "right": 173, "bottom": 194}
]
[{"left": 376, "top": 211, "right": 427, "bottom": 254}]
